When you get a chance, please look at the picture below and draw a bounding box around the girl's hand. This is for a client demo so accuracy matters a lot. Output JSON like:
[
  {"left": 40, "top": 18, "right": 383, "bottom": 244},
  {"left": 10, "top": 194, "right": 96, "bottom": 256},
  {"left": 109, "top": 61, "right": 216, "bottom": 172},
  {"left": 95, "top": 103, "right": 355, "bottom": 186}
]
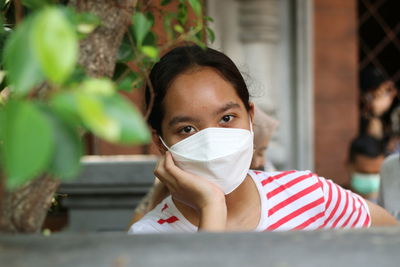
[{"left": 154, "top": 151, "right": 227, "bottom": 231}]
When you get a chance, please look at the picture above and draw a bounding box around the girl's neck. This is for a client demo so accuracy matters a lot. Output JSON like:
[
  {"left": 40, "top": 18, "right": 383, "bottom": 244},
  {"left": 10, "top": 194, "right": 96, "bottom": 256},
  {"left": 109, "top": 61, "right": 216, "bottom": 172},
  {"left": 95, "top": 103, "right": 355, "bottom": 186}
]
[{"left": 172, "top": 174, "right": 261, "bottom": 231}]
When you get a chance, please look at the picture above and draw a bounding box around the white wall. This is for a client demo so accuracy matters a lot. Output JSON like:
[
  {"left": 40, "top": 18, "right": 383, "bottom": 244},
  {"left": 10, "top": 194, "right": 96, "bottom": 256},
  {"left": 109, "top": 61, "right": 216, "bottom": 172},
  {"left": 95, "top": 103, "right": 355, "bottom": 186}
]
[{"left": 206, "top": 0, "right": 314, "bottom": 171}]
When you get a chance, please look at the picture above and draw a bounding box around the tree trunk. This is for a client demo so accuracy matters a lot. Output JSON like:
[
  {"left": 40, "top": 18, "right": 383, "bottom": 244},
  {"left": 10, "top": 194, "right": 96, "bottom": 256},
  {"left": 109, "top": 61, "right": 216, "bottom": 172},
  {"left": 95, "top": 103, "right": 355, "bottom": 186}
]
[
  {"left": 0, "top": 0, "right": 136, "bottom": 233},
  {"left": 0, "top": 175, "right": 60, "bottom": 233},
  {"left": 70, "top": 0, "right": 137, "bottom": 78}
]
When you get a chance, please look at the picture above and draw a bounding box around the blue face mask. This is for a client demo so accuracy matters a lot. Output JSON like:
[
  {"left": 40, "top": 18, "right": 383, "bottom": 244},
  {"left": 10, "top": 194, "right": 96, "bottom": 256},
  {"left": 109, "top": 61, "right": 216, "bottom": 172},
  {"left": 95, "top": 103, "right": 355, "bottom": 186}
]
[{"left": 351, "top": 172, "right": 381, "bottom": 195}]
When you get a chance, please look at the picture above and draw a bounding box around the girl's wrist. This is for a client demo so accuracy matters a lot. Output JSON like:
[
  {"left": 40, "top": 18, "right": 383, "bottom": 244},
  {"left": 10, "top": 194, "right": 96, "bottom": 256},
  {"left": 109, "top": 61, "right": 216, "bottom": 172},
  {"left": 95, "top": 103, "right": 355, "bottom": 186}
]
[{"left": 198, "top": 199, "right": 227, "bottom": 232}]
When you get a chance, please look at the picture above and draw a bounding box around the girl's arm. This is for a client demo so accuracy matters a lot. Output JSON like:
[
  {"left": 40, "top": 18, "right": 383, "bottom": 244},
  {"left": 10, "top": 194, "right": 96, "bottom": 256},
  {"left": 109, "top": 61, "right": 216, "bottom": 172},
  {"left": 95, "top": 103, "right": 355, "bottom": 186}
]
[
  {"left": 198, "top": 197, "right": 227, "bottom": 231},
  {"left": 154, "top": 152, "right": 227, "bottom": 231},
  {"left": 365, "top": 200, "right": 399, "bottom": 226}
]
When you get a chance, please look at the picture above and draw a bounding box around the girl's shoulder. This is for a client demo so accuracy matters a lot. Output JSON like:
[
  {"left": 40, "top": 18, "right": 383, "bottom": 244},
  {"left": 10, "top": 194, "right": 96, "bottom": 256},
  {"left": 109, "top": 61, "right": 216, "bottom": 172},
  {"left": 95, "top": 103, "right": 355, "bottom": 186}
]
[
  {"left": 248, "top": 169, "right": 371, "bottom": 230},
  {"left": 248, "top": 169, "right": 317, "bottom": 185}
]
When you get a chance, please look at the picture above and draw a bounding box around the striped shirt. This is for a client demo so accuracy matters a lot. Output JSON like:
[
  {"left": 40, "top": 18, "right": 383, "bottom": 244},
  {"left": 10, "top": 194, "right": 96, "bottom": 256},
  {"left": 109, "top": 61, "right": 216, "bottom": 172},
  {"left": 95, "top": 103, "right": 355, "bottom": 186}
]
[{"left": 128, "top": 170, "right": 371, "bottom": 234}]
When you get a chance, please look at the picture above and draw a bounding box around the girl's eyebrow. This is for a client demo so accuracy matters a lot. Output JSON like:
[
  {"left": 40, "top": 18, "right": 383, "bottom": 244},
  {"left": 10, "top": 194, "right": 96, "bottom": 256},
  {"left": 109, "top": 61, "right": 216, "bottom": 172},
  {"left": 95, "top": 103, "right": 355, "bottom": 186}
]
[
  {"left": 168, "top": 102, "right": 240, "bottom": 127},
  {"left": 168, "top": 116, "right": 200, "bottom": 127},
  {"left": 213, "top": 102, "right": 241, "bottom": 116}
]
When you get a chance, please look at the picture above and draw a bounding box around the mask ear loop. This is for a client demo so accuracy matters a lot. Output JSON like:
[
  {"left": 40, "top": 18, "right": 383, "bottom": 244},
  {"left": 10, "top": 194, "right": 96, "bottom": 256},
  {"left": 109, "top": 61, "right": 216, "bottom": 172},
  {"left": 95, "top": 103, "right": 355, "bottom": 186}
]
[
  {"left": 158, "top": 136, "right": 170, "bottom": 150},
  {"left": 249, "top": 115, "right": 254, "bottom": 133}
]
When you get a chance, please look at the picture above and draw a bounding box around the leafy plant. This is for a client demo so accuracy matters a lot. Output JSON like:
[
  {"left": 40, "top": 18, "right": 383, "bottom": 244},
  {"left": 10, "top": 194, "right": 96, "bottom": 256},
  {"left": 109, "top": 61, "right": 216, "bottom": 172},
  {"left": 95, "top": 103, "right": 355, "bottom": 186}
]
[{"left": 0, "top": 0, "right": 214, "bottom": 191}]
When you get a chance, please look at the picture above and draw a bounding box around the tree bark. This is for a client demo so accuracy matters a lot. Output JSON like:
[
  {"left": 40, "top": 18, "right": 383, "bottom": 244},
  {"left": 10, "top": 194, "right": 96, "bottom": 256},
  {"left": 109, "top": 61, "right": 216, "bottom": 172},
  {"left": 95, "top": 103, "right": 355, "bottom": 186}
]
[
  {"left": 0, "top": 0, "right": 136, "bottom": 233},
  {"left": 70, "top": 0, "right": 137, "bottom": 78},
  {"left": 0, "top": 175, "right": 60, "bottom": 233}
]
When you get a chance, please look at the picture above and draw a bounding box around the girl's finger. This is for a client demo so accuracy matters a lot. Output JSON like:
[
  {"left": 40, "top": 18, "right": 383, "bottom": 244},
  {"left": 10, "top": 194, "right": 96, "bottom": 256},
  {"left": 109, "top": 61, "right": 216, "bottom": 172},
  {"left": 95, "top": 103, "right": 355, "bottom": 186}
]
[
  {"left": 164, "top": 151, "right": 187, "bottom": 180},
  {"left": 155, "top": 155, "right": 179, "bottom": 189},
  {"left": 154, "top": 156, "right": 168, "bottom": 183}
]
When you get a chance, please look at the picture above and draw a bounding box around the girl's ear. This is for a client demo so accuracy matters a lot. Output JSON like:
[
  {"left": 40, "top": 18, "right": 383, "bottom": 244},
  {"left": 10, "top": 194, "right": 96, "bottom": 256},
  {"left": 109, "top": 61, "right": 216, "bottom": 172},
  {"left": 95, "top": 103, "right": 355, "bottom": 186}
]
[
  {"left": 249, "top": 102, "right": 255, "bottom": 124},
  {"left": 152, "top": 130, "right": 167, "bottom": 154}
]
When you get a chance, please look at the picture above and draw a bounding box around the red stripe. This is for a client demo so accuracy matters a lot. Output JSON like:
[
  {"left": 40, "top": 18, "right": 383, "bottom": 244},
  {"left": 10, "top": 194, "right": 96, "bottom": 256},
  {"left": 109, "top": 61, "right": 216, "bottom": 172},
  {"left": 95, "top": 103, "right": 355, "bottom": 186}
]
[
  {"left": 267, "top": 173, "right": 314, "bottom": 199},
  {"left": 157, "top": 216, "right": 179, "bottom": 225},
  {"left": 362, "top": 212, "right": 371, "bottom": 227},
  {"left": 321, "top": 184, "right": 342, "bottom": 228},
  {"left": 341, "top": 194, "right": 357, "bottom": 228},
  {"left": 350, "top": 198, "right": 364, "bottom": 227},
  {"left": 331, "top": 188, "right": 350, "bottom": 227},
  {"left": 268, "top": 182, "right": 321, "bottom": 216},
  {"left": 161, "top": 204, "right": 168, "bottom": 212},
  {"left": 324, "top": 179, "right": 333, "bottom": 210},
  {"left": 261, "top": 170, "right": 297, "bottom": 186},
  {"left": 253, "top": 170, "right": 263, "bottom": 175},
  {"left": 293, "top": 211, "right": 325, "bottom": 230},
  {"left": 267, "top": 197, "right": 325, "bottom": 230}
]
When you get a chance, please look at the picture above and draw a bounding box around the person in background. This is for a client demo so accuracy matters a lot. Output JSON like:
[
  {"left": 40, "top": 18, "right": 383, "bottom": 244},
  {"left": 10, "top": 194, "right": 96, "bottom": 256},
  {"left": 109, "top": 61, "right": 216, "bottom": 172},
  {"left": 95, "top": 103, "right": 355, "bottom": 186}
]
[
  {"left": 360, "top": 66, "right": 399, "bottom": 153},
  {"left": 130, "top": 105, "right": 279, "bottom": 224},
  {"left": 348, "top": 135, "right": 385, "bottom": 203},
  {"left": 250, "top": 106, "right": 278, "bottom": 171}
]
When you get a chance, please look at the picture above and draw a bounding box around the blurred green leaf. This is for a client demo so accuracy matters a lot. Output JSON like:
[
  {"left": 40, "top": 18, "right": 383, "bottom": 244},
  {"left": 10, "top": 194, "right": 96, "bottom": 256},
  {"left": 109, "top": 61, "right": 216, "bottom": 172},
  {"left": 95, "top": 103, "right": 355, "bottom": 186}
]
[
  {"left": 63, "top": 66, "right": 87, "bottom": 86},
  {"left": 2, "top": 100, "right": 54, "bottom": 190},
  {"left": 50, "top": 91, "right": 82, "bottom": 128},
  {"left": 44, "top": 110, "right": 82, "bottom": 180},
  {"left": 0, "top": 14, "right": 5, "bottom": 35},
  {"left": 177, "top": 3, "right": 188, "bottom": 25},
  {"left": 32, "top": 7, "right": 78, "bottom": 85},
  {"left": 117, "top": 72, "right": 139, "bottom": 92},
  {"left": 132, "top": 12, "right": 153, "bottom": 48},
  {"left": 141, "top": 45, "right": 159, "bottom": 60},
  {"left": 162, "top": 13, "right": 176, "bottom": 40},
  {"left": 21, "top": 0, "right": 51, "bottom": 9},
  {"left": 204, "top": 16, "right": 214, "bottom": 22},
  {"left": 206, "top": 27, "right": 215, "bottom": 43},
  {"left": 117, "top": 35, "right": 134, "bottom": 62},
  {"left": 195, "top": 30, "right": 203, "bottom": 42},
  {"left": 80, "top": 78, "right": 115, "bottom": 96},
  {"left": 174, "top": 24, "right": 184, "bottom": 33},
  {"left": 102, "top": 94, "right": 150, "bottom": 144},
  {"left": 188, "top": 0, "right": 202, "bottom": 17},
  {"left": 0, "top": 106, "right": 4, "bottom": 141},
  {"left": 161, "top": 0, "right": 172, "bottom": 5},
  {"left": 75, "top": 12, "right": 101, "bottom": 34},
  {"left": 76, "top": 91, "right": 120, "bottom": 142},
  {"left": 143, "top": 31, "right": 156, "bottom": 47},
  {"left": 3, "top": 16, "right": 44, "bottom": 96},
  {"left": 72, "top": 77, "right": 150, "bottom": 144}
]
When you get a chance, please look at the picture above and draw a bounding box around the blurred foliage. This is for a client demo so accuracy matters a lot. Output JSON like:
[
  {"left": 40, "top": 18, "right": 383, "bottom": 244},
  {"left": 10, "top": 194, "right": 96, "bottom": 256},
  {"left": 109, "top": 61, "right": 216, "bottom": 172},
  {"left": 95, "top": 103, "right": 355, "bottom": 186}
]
[{"left": 0, "top": 0, "right": 214, "bottom": 190}]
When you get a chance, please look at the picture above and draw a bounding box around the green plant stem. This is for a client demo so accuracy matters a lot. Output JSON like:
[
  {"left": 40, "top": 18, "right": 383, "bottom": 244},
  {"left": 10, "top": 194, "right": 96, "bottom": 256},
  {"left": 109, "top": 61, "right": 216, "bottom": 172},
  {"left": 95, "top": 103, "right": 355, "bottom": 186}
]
[
  {"left": 142, "top": 68, "right": 153, "bottom": 120},
  {"left": 0, "top": 168, "right": 5, "bottom": 215}
]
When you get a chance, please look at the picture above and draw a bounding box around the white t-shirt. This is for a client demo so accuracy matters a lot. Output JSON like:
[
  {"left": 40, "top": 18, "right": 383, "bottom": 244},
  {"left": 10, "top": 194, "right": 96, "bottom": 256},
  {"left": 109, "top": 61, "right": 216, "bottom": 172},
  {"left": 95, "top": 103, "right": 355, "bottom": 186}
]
[{"left": 128, "top": 170, "right": 371, "bottom": 234}]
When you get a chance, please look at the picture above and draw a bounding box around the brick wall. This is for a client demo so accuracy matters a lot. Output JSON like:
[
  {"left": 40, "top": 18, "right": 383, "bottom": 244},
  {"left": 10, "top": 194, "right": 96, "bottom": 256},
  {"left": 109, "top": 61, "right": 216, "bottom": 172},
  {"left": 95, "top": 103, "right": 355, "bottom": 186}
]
[{"left": 314, "top": 0, "right": 359, "bottom": 185}]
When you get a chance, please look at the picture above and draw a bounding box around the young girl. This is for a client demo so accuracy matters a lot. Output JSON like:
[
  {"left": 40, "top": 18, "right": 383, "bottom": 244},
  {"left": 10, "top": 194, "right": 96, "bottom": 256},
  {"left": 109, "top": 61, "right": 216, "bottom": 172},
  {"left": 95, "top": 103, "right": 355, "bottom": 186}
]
[{"left": 129, "top": 45, "right": 397, "bottom": 234}]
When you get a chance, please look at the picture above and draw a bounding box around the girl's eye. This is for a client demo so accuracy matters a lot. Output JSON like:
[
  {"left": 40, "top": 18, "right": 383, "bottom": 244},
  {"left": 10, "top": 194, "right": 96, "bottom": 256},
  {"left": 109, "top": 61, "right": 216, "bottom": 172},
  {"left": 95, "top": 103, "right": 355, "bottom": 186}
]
[
  {"left": 180, "top": 126, "right": 195, "bottom": 134},
  {"left": 220, "top": 115, "right": 234, "bottom": 123}
]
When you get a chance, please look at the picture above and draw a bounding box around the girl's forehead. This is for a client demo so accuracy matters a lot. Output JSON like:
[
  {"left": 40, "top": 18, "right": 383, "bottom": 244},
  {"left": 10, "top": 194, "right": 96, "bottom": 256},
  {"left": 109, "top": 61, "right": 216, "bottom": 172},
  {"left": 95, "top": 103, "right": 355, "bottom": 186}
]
[
  {"left": 161, "top": 68, "right": 246, "bottom": 123},
  {"left": 164, "top": 68, "right": 241, "bottom": 107}
]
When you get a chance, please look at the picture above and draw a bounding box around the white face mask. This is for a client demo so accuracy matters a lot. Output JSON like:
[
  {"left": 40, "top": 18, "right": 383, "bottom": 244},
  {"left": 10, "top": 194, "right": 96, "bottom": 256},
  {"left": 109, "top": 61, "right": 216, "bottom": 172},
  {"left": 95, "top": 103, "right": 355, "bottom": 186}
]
[{"left": 160, "top": 124, "right": 254, "bottom": 195}]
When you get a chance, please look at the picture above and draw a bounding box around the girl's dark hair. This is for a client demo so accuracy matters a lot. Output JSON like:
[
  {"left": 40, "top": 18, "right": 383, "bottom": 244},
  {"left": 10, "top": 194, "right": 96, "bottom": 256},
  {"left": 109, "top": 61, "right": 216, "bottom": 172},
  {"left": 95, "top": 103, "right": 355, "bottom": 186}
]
[{"left": 145, "top": 45, "right": 250, "bottom": 135}]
